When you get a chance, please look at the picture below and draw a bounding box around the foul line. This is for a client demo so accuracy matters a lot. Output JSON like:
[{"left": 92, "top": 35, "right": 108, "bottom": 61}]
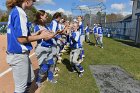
[{"left": 0, "top": 53, "right": 35, "bottom": 78}]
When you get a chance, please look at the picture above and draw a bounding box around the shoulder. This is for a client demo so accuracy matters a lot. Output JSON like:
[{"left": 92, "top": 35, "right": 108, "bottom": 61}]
[
  {"left": 15, "top": 6, "right": 26, "bottom": 16},
  {"left": 9, "top": 7, "right": 18, "bottom": 16}
]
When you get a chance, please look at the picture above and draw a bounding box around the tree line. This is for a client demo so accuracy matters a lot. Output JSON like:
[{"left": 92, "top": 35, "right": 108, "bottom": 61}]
[{"left": 0, "top": 7, "right": 126, "bottom": 25}]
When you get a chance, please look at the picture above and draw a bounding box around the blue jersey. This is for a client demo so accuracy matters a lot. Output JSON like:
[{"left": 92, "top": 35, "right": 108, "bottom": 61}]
[
  {"left": 85, "top": 26, "right": 90, "bottom": 33},
  {"left": 97, "top": 27, "right": 103, "bottom": 36},
  {"left": 93, "top": 26, "right": 97, "bottom": 34},
  {"left": 49, "top": 19, "right": 61, "bottom": 39},
  {"left": 70, "top": 31, "right": 82, "bottom": 49},
  {"left": 34, "top": 25, "right": 53, "bottom": 47},
  {"left": 7, "top": 6, "right": 32, "bottom": 54},
  {"left": 79, "top": 22, "right": 84, "bottom": 35}
]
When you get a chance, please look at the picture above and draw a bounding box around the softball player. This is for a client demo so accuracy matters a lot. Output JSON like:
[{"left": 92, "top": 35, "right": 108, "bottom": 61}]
[
  {"left": 34, "top": 10, "right": 58, "bottom": 87},
  {"left": 70, "top": 22, "right": 84, "bottom": 77},
  {"left": 77, "top": 16, "right": 85, "bottom": 63},
  {"left": 49, "top": 12, "right": 63, "bottom": 63},
  {"left": 97, "top": 24, "right": 103, "bottom": 48},
  {"left": 6, "top": 0, "right": 51, "bottom": 92},
  {"left": 85, "top": 24, "right": 90, "bottom": 43},
  {"left": 93, "top": 24, "right": 99, "bottom": 46}
]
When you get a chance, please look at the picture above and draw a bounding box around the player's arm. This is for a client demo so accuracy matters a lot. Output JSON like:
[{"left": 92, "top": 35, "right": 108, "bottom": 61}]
[{"left": 17, "top": 30, "right": 51, "bottom": 44}]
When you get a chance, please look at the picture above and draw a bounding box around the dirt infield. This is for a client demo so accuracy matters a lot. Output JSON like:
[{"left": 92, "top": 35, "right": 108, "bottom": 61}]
[{"left": 0, "top": 35, "right": 41, "bottom": 93}]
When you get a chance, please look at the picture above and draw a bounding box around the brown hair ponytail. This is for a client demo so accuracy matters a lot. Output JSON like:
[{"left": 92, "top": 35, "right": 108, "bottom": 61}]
[{"left": 6, "top": 0, "right": 25, "bottom": 10}]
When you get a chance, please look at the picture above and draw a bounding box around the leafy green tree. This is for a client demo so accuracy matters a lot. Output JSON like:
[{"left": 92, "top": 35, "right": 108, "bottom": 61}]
[
  {"left": 25, "top": 6, "right": 37, "bottom": 22},
  {"left": 46, "top": 12, "right": 53, "bottom": 24},
  {"left": 0, "top": 13, "right": 8, "bottom": 22}
]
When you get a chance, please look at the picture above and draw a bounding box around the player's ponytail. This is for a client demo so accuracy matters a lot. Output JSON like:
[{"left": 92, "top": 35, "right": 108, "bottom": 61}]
[{"left": 6, "top": 0, "right": 25, "bottom": 10}]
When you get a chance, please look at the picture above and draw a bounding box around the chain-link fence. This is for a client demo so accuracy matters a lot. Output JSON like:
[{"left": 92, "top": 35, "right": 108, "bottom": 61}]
[
  {"left": 0, "top": 22, "right": 36, "bottom": 34},
  {"left": 102, "top": 19, "right": 137, "bottom": 41},
  {"left": 0, "top": 22, "right": 7, "bottom": 34}
]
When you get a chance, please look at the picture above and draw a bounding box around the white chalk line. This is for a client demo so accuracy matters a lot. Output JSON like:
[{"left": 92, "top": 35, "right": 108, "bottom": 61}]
[{"left": 0, "top": 53, "right": 35, "bottom": 78}]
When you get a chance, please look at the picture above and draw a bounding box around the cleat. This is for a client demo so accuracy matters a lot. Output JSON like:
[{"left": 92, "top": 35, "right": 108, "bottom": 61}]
[
  {"left": 78, "top": 58, "right": 83, "bottom": 64},
  {"left": 82, "top": 55, "right": 85, "bottom": 58},
  {"left": 57, "top": 59, "right": 62, "bottom": 64},
  {"left": 78, "top": 73, "right": 83, "bottom": 77},
  {"left": 48, "top": 79, "right": 57, "bottom": 83},
  {"left": 36, "top": 82, "right": 42, "bottom": 87},
  {"left": 55, "top": 67, "right": 60, "bottom": 72}
]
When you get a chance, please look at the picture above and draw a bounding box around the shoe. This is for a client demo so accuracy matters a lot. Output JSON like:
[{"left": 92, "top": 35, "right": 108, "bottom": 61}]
[
  {"left": 101, "top": 47, "right": 103, "bottom": 48},
  {"left": 78, "top": 73, "right": 83, "bottom": 77},
  {"left": 55, "top": 67, "right": 60, "bottom": 72},
  {"left": 57, "top": 59, "right": 62, "bottom": 64},
  {"left": 79, "top": 67, "right": 84, "bottom": 73},
  {"left": 61, "top": 49, "right": 66, "bottom": 53},
  {"left": 58, "top": 57, "right": 62, "bottom": 60},
  {"left": 78, "top": 59, "right": 83, "bottom": 64},
  {"left": 53, "top": 73, "right": 59, "bottom": 77},
  {"left": 82, "top": 55, "right": 85, "bottom": 58},
  {"left": 80, "top": 69, "right": 84, "bottom": 73},
  {"left": 48, "top": 79, "right": 57, "bottom": 83},
  {"left": 36, "top": 82, "right": 42, "bottom": 87},
  {"left": 59, "top": 53, "right": 63, "bottom": 56}
]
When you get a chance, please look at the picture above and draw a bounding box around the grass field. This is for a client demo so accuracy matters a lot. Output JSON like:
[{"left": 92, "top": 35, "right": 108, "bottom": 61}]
[{"left": 40, "top": 36, "right": 140, "bottom": 93}]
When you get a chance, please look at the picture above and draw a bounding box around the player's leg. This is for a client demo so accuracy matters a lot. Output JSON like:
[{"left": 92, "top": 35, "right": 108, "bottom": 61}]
[{"left": 7, "top": 53, "right": 30, "bottom": 92}]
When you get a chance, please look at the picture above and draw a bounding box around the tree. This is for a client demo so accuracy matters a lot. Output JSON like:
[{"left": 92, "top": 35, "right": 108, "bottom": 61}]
[
  {"left": 84, "top": 13, "right": 90, "bottom": 26},
  {"left": 96, "top": 11, "right": 102, "bottom": 23},
  {"left": 106, "top": 13, "right": 124, "bottom": 23},
  {"left": 0, "top": 12, "right": 8, "bottom": 22},
  {"left": 25, "top": 6, "right": 37, "bottom": 22},
  {"left": 0, "top": 9, "right": 3, "bottom": 18},
  {"left": 46, "top": 12, "right": 53, "bottom": 24}
]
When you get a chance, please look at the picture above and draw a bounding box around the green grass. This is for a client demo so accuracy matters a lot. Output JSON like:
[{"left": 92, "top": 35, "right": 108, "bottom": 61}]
[{"left": 41, "top": 36, "right": 140, "bottom": 93}]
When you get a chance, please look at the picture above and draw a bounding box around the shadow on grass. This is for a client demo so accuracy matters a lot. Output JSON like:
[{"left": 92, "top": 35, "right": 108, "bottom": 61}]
[
  {"left": 62, "top": 58, "right": 73, "bottom": 72},
  {"left": 63, "top": 48, "right": 71, "bottom": 55},
  {"left": 29, "top": 68, "right": 48, "bottom": 93},
  {"left": 28, "top": 68, "right": 39, "bottom": 93},
  {"left": 114, "top": 39, "right": 140, "bottom": 48},
  {"left": 88, "top": 42, "right": 95, "bottom": 46}
]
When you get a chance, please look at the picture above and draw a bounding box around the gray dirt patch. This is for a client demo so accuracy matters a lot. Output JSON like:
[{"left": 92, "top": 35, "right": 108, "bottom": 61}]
[{"left": 89, "top": 65, "right": 140, "bottom": 93}]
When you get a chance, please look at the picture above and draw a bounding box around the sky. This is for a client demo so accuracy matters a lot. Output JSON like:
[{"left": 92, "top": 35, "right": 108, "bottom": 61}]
[{"left": 0, "top": 0, "right": 133, "bottom": 16}]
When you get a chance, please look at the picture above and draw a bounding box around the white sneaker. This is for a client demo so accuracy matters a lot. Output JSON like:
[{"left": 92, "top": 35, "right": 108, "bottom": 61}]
[
  {"left": 78, "top": 59, "right": 83, "bottom": 64},
  {"left": 36, "top": 82, "right": 42, "bottom": 87},
  {"left": 82, "top": 55, "right": 85, "bottom": 58},
  {"left": 55, "top": 67, "right": 60, "bottom": 72},
  {"left": 61, "top": 49, "right": 66, "bottom": 53},
  {"left": 78, "top": 73, "right": 83, "bottom": 77},
  {"left": 53, "top": 73, "right": 59, "bottom": 77},
  {"left": 58, "top": 57, "right": 62, "bottom": 60},
  {"left": 57, "top": 59, "right": 62, "bottom": 64},
  {"left": 48, "top": 79, "right": 57, "bottom": 83}
]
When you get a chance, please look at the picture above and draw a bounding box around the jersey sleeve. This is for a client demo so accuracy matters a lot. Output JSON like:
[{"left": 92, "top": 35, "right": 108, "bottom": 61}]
[{"left": 14, "top": 11, "right": 28, "bottom": 37}]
